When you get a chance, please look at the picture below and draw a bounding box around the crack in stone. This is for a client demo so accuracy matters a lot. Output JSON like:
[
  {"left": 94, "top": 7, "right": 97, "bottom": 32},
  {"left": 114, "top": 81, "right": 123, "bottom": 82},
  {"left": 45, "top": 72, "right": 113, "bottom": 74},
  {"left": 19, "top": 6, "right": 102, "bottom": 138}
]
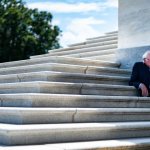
[
  {"left": 84, "top": 66, "right": 89, "bottom": 74},
  {"left": 79, "top": 84, "right": 83, "bottom": 95},
  {"left": 17, "top": 74, "right": 22, "bottom": 82},
  {"left": 72, "top": 109, "right": 78, "bottom": 123},
  {"left": 1, "top": 99, "right": 3, "bottom": 107}
]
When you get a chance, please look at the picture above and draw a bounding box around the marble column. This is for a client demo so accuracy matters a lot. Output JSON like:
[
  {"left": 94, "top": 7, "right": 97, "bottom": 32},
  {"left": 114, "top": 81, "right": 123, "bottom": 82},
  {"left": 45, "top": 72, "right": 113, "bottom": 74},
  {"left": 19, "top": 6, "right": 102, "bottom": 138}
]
[{"left": 117, "top": 0, "right": 150, "bottom": 68}]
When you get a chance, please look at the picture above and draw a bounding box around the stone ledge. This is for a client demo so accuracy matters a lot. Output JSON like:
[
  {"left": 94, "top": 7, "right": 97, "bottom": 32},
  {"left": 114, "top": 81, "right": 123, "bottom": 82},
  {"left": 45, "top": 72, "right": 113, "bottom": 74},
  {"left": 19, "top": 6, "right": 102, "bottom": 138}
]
[
  {"left": 64, "top": 48, "right": 116, "bottom": 58},
  {"left": 0, "top": 56, "right": 120, "bottom": 69},
  {"left": 49, "top": 40, "right": 117, "bottom": 54},
  {"left": 0, "top": 71, "right": 129, "bottom": 85},
  {"left": 0, "top": 93, "right": 149, "bottom": 108},
  {"left": 1, "top": 107, "right": 150, "bottom": 124},
  {"left": 3, "top": 137, "right": 149, "bottom": 150},
  {"left": 0, "top": 81, "right": 137, "bottom": 96},
  {"left": 0, "top": 122, "right": 150, "bottom": 145},
  {"left": 0, "top": 63, "right": 127, "bottom": 76},
  {"left": 86, "top": 36, "right": 117, "bottom": 44},
  {"left": 48, "top": 44, "right": 117, "bottom": 57}
]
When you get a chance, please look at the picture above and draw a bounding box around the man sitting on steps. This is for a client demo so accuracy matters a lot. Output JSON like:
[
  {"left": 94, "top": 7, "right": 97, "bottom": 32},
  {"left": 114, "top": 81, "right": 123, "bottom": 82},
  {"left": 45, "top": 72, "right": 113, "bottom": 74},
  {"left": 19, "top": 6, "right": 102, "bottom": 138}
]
[{"left": 129, "top": 51, "right": 150, "bottom": 97}]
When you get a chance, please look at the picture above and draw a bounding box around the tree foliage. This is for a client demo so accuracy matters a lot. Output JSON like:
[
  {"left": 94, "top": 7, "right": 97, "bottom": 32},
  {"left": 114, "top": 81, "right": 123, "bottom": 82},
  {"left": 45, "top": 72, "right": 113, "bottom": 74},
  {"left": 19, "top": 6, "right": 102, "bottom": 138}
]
[{"left": 0, "top": 0, "right": 61, "bottom": 62}]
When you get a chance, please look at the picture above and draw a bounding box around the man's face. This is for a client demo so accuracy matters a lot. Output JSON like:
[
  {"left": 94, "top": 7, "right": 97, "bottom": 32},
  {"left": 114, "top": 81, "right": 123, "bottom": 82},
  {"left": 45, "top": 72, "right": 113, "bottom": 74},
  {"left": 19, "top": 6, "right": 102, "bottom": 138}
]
[{"left": 144, "top": 54, "right": 150, "bottom": 67}]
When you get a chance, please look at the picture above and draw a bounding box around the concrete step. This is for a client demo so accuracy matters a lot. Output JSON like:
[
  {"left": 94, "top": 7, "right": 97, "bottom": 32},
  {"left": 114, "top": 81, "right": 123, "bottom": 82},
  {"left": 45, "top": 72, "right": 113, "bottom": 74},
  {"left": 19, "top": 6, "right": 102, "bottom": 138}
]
[
  {"left": 1, "top": 93, "right": 150, "bottom": 108},
  {"left": 0, "top": 63, "right": 130, "bottom": 77},
  {"left": 2, "top": 137, "right": 150, "bottom": 150},
  {"left": 67, "top": 41, "right": 86, "bottom": 47},
  {"left": 106, "top": 31, "right": 118, "bottom": 35},
  {"left": 31, "top": 42, "right": 117, "bottom": 59},
  {"left": 33, "top": 37, "right": 118, "bottom": 57},
  {"left": 0, "top": 71, "right": 129, "bottom": 85},
  {"left": 31, "top": 38, "right": 118, "bottom": 59},
  {"left": 1, "top": 107, "right": 150, "bottom": 124},
  {"left": 86, "top": 34, "right": 118, "bottom": 42},
  {"left": 68, "top": 33, "right": 117, "bottom": 47},
  {"left": 0, "top": 122, "right": 150, "bottom": 145},
  {"left": 64, "top": 49, "right": 116, "bottom": 58},
  {"left": 46, "top": 44, "right": 117, "bottom": 57},
  {"left": 0, "top": 56, "right": 120, "bottom": 69},
  {"left": 86, "top": 66, "right": 130, "bottom": 76},
  {"left": 0, "top": 81, "right": 137, "bottom": 96},
  {"left": 0, "top": 63, "right": 86, "bottom": 75},
  {"left": 45, "top": 40, "right": 118, "bottom": 55},
  {"left": 67, "top": 40, "right": 118, "bottom": 50},
  {"left": 87, "top": 33, "right": 118, "bottom": 41},
  {"left": 86, "top": 36, "right": 118, "bottom": 44},
  {"left": 85, "top": 54, "right": 116, "bottom": 61}
]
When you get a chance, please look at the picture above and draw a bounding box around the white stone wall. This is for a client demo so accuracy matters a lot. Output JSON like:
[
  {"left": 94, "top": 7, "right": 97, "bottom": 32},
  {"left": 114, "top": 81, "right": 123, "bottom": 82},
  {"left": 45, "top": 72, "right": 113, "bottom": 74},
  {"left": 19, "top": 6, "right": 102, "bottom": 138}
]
[
  {"left": 119, "top": 0, "right": 150, "bottom": 49},
  {"left": 117, "top": 0, "right": 150, "bottom": 68}
]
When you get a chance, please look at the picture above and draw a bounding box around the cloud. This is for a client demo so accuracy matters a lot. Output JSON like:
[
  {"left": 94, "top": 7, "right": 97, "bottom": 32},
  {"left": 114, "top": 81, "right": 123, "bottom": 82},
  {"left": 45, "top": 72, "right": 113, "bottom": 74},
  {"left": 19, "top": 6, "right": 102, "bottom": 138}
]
[
  {"left": 25, "top": 0, "right": 118, "bottom": 47},
  {"left": 60, "top": 17, "right": 106, "bottom": 47},
  {"left": 68, "top": 17, "right": 105, "bottom": 27},
  {"left": 26, "top": 1, "right": 118, "bottom": 13},
  {"left": 52, "top": 19, "right": 61, "bottom": 26},
  {"left": 27, "top": 2, "right": 106, "bottom": 13},
  {"left": 104, "top": 0, "right": 118, "bottom": 8}
]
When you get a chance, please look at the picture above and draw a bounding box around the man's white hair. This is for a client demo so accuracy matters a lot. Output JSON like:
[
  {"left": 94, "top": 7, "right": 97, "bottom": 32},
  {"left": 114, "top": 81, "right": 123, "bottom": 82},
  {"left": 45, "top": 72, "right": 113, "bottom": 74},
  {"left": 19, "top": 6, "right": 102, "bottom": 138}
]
[{"left": 142, "top": 51, "right": 150, "bottom": 59}]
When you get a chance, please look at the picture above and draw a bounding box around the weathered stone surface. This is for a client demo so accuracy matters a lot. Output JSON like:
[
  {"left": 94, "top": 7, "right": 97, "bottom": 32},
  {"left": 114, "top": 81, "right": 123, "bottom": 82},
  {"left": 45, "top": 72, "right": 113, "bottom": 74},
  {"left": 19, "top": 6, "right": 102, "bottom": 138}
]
[
  {"left": 1, "top": 122, "right": 150, "bottom": 145},
  {"left": 0, "top": 94, "right": 150, "bottom": 108},
  {"left": 0, "top": 71, "right": 129, "bottom": 85},
  {"left": 0, "top": 63, "right": 129, "bottom": 77},
  {"left": 86, "top": 66, "right": 131, "bottom": 76},
  {"left": 0, "top": 28, "right": 149, "bottom": 149},
  {"left": 1, "top": 137, "right": 150, "bottom": 150},
  {"left": 63, "top": 49, "right": 116, "bottom": 58},
  {"left": 51, "top": 40, "right": 117, "bottom": 54},
  {"left": 1, "top": 107, "right": 150, "bottom": 124},
  {"left": 118, "top": 0, "right": 150, "bottom": 68},
  {"left": 86, "top": 36, "right": 117, "bottom": 44},
  {"left": 0, "top": 56, "right": 120, "bottom": 69},
  {"left": 0, "top": 81, "right": 137, "bottom": 96},
  {"left": 49, "top": 44, "right": 117, "bottom": 57},
  {"left": 118, "top": 0, "right": 150, "bottom": 49},
  {"left": 85, "top": 54, "right": 116, "bottom": 61}
]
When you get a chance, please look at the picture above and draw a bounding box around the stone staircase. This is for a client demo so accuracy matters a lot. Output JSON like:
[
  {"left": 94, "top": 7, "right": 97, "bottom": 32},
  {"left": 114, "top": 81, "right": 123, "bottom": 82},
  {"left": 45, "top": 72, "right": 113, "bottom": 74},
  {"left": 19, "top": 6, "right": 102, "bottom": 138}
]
[{"left": 0, "top": 31, "right": 150, "bottom": 150}]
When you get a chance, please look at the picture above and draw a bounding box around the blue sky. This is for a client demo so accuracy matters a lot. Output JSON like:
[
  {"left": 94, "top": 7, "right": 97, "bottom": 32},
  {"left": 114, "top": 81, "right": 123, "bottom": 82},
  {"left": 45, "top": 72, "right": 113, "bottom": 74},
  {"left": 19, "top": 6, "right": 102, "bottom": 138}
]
[{"left": 24, "top": 0, "right": 118, "bottom": 47}]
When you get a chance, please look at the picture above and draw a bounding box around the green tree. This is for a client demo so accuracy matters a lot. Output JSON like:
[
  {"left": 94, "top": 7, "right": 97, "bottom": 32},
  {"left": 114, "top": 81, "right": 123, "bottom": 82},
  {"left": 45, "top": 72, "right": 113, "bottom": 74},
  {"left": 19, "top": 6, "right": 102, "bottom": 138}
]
[{"left": 0, "top": 0, "right": 61, "bottom": 63}]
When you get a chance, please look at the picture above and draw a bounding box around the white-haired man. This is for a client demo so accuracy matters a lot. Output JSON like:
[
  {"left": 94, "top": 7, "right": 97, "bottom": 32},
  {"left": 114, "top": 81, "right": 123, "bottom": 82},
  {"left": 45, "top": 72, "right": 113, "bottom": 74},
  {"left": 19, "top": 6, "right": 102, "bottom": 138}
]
[{"left": 129, "top": 51, "right": 150, "bottom": 97}]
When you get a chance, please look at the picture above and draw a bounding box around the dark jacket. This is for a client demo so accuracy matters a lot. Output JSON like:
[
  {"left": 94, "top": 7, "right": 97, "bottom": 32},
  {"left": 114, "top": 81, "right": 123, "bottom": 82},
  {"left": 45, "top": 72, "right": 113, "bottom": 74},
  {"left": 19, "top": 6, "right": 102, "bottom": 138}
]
[{"left": 129, "top": 62, "right": 150, "bottom": 93}]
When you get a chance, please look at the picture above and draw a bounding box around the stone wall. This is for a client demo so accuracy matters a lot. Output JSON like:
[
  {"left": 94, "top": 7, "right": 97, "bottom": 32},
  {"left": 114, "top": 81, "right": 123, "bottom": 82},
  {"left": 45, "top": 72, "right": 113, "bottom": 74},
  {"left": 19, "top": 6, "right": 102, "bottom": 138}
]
[{"left": 117, "top": 0, "right": 150, "bottom": 68}]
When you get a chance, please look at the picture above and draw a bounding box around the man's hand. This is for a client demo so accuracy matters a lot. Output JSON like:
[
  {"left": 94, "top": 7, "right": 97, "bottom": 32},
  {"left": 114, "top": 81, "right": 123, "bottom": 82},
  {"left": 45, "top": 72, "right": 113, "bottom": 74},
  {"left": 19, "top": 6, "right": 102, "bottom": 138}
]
[{"left": 139, "top": 83, "right": 149, "bottom": 97}]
